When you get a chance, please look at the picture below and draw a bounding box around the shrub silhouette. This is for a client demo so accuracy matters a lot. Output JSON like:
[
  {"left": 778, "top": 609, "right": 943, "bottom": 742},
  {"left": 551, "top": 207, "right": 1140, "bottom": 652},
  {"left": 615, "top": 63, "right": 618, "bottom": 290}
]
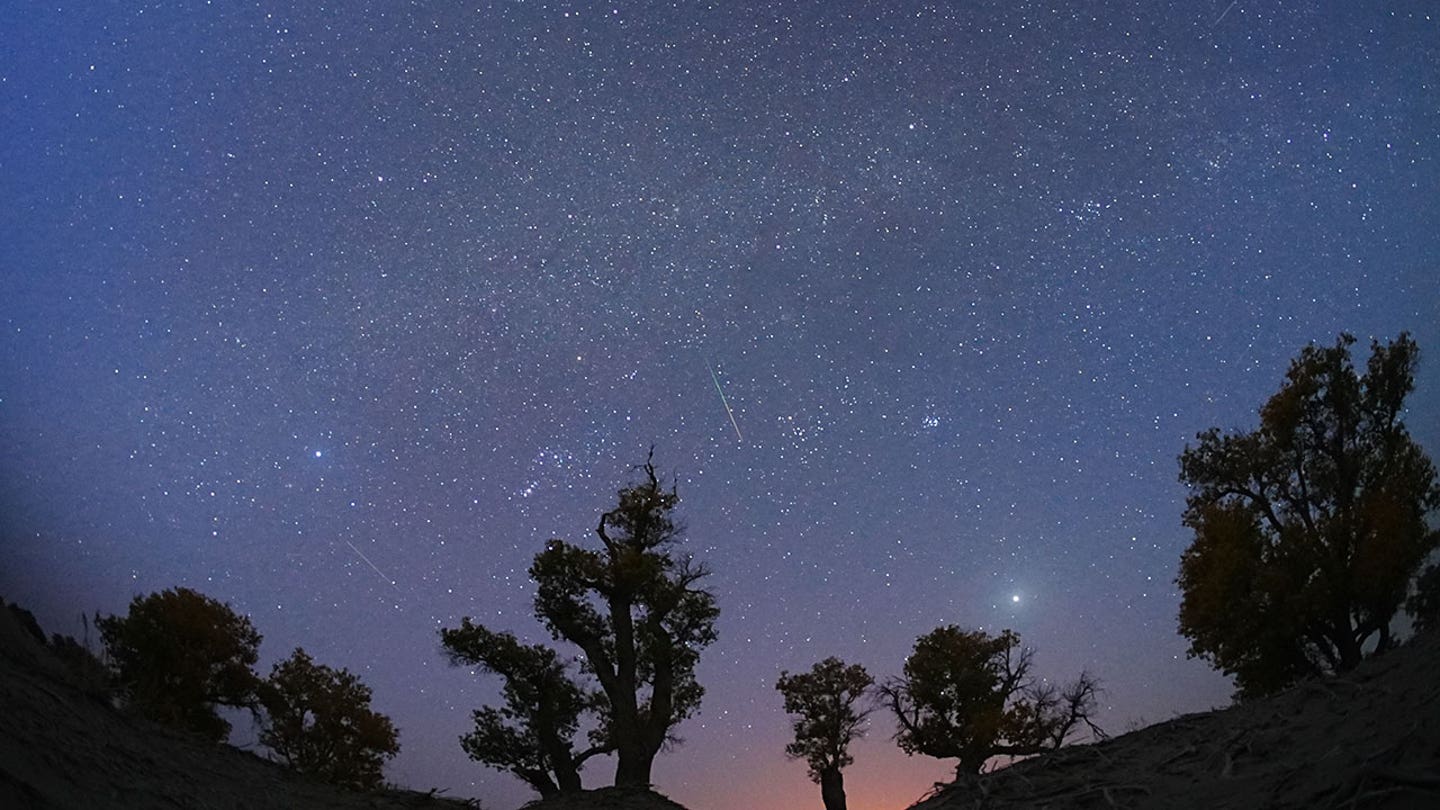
[
  {"left": 880, "top": 626, "right": 1100, "bottom": 779},
  {"left": 96, "top": 587, "right": 262, "bottom": 741},
  {"left": 258, "top": 648, "right": 399, "bottom": 790},
  {"left": 1409, "top": 563, "right": 1440, "bottom": 635}
]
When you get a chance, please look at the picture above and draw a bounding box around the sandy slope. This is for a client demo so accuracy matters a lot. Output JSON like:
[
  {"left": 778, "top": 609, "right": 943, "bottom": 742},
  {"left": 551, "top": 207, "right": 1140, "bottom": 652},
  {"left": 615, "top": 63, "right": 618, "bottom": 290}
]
[
  {"left": 0, "top": 602, "right": 477, "bottom": 810},
  {"left": 908, "top": 632, "right": 1440, "bottom": 810},
  {"left": 4, "top": 592, "right": 1438, "bottom": 810},
  {"left": 520, "top": 786, "right": 690, "bottom": 810},
  {"left": 0, "top": 601, "right": 694, "bottom": 810}
]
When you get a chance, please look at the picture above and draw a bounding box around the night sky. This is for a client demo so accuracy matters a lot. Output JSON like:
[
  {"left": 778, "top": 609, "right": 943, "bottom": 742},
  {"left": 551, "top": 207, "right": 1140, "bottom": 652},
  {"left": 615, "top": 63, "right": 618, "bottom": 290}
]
[{"left": 3, "top": 2, "right": 1438, "bottom": 809}]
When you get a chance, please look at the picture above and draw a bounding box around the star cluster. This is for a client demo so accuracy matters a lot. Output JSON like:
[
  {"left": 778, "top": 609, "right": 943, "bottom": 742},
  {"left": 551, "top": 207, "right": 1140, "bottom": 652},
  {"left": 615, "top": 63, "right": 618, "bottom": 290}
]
[{"left": 3, "top": 3, "right": 1437, "bottom": 809}]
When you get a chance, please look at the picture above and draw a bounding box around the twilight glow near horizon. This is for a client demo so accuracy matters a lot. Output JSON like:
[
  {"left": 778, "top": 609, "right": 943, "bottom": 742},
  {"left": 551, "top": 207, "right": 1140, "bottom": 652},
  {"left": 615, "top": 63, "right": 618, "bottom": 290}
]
[{"left": 2, "top": 3, "right": 1437, "bottom": 809}]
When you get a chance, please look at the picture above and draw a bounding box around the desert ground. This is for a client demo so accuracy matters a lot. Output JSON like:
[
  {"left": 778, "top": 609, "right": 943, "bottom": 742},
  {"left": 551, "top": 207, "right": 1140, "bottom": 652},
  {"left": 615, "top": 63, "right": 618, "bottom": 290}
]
[{"left": 3, "top": 597, "right": 1438, "bottom": 809}]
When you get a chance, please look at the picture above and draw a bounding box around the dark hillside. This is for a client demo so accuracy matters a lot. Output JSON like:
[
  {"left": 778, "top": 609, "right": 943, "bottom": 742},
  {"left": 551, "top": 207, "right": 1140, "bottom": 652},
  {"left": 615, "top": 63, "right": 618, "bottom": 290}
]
[
  {"left": 5, "top": 594, "right": 1439, "bottom": 810},
  {"left": 908, "top": 631, "right": 1440, "bottom": 810},
  {"left": 521, "top": 786, "right": 690, "bottom": 810},
  {"left": 0, "top": 600, "right": 475, "bottom": 810}
]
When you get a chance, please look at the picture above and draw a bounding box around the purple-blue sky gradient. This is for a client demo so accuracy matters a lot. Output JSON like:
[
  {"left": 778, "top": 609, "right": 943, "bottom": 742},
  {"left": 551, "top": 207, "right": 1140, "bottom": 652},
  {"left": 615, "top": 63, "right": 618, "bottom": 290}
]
[{"left": 3, "top": 3, "right": 1437, "bottom": 808}]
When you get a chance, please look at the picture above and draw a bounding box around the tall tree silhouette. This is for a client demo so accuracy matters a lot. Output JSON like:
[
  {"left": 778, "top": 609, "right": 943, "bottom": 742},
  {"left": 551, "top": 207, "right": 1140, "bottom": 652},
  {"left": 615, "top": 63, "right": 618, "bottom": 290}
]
[
  {"left": 776, "top": 657, "right": 873, "bottom": 810},
  {"left": 530, "top": 451, "right": 719, "bottom": 786},
  {"left": 880, "top": 626, "right": 1100, "bottom": 779},
  {"left": 440, "top": 619, "right": 609, "bottom": 797},
  {"left": 1177, "top": 333, "right": 1439, "bottom": 698},
  {"left": 258, "top": 648, "right": 400, "bottom": 790},
  {"left": 96, "top": 587, "right": 262, "bottom": 741}
]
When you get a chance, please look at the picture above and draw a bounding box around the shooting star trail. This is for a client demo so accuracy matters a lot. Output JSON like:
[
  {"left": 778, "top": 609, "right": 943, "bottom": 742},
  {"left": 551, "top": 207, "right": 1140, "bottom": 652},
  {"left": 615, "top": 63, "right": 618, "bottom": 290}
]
[
  {"left": 345, "top": 540, "right": 400, "bottom": 590},
  {"left": 1212, "top": 0, "right": 1239, "bottom": 27},
  {"left": 706, "top": 359, "right": 744, "bottom": 442}
]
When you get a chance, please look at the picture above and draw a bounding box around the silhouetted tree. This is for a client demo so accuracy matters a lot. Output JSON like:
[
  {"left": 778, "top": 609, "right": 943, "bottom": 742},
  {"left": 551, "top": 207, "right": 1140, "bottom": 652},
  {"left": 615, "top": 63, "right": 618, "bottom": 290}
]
[
  {"left": 440, "top": 618, "right": 610, "bottom": 797},
  {"left": 776, "top": 657, "right": 873, "bottom": 810},
  {"left": 879, "top": 626, "right": 1100, "bottom": 779},
  {"left": 1409, "top": 563, "right": 1440, "bottom": 635},
  {"left": 1177, "top": 333, "right": 1440, "bottom": 698},
  {"left": 530, "top": 451, "right": 719, "bottom": 786},
  {"left": 96, "top": 587, "right": 262, "bottom": 740},
  {"left": 257, "top": 648, "right": 399, "bottom": 790}
]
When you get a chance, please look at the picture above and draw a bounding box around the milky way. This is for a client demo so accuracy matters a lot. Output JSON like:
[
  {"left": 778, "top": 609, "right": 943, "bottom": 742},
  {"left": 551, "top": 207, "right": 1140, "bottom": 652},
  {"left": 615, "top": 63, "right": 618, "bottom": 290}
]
[{"left": 3, "top": 3, "right": 1437, "bottom": 808}]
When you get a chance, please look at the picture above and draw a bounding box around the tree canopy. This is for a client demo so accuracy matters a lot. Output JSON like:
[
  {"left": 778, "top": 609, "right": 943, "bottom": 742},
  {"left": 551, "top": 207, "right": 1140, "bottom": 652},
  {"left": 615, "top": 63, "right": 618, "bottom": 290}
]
[
  {"left": 96, "top": 587, "right": 262, "bottom": 741},
  {"left": 529, "top": 451, "right": 719, "bottom": 786},
  {"left": 257, "top": 648, "right": 400, "bottom": 790},
  {"left": 879, "top": 626, "right": 1100, "bottom": 778},
  {"left": 776, "top": 657, "right": 873, "bottom": 810},
  {"left": 1177, "top": 333, "right": 1440, "bottom": 698},
  {"left": 1408, "top": 563, "right": 1440, "bottom": 635},
  {"left": 440, "top": 618, "right": 608, "bottom": 797}
]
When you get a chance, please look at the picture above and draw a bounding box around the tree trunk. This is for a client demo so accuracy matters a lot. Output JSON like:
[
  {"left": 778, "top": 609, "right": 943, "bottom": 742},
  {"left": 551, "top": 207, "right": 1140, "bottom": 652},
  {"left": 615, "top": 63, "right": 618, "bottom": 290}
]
[
  {"left": 1336, "top": 626, "right": 1363, "bottom": 672},
  {"left": 614, "top": 745, "right": 654, "bottom": 787},
  {"left": 538, "top": 718, "right": 584, "bottom": 793},
  {"left": 518, "top": 768, "right": 560, "bottom": 798},
  {"left": 608, "top": 584, "right": 648, "bottom": 787},
  {"left": 554, "top": 763, "right": 582, "bottom": 794},
  {"left": 819, "top": 767, "right": 847, "bottom": 810},
  {"left": 952, "top": 762, "right": 982, "bottom": 793},
  {"left": 1376, "top": 621, "right": 1393, "bottom": 654}
]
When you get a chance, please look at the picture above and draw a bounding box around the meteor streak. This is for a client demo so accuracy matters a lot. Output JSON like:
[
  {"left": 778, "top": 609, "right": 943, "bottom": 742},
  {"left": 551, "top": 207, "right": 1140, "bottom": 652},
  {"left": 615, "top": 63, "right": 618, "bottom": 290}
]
[
  {"left": 345, "top": 539, "right": 399, "bottom": 589},
  {"left": 1212, "top": 0, "right": 1239, "bottom": 27},
  {"left": 706, "top": 359, "right": 744, "bottom": 442}
]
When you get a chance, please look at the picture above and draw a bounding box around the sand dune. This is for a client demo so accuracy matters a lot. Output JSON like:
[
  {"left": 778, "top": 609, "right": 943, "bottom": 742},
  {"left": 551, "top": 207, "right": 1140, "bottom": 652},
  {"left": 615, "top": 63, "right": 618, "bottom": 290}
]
[
  {"left": 0, "top": 601, "right": 475, "bottom": 810},
  {"left": 908, "top": 633, "right": 1440, "bottom": 810}
]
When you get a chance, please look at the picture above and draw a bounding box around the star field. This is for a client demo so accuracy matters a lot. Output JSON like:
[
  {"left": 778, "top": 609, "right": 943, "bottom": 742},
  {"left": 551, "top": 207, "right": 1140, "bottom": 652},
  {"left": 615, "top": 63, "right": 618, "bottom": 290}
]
[{"left": 3, "top": 3, "right": 1438, "bottom": 809}]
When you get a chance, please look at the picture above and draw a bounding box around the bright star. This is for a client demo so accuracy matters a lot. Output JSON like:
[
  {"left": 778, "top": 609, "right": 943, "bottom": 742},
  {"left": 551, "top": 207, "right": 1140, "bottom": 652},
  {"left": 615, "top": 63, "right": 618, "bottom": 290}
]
[{"left": 1011, "top": 594, "right": 1021, "bottom": 604}]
